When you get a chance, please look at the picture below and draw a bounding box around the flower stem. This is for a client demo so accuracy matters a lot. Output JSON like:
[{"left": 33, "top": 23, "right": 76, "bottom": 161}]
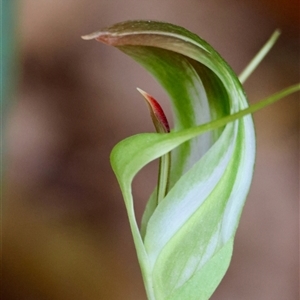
[{"left": 239, "top": 29, "right": 281, "bottom": 83}]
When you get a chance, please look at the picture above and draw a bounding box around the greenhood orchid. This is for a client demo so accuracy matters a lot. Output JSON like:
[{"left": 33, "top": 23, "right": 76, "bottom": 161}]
[{"left": 82, "top": 20, "right": 299, "bottom": 300}]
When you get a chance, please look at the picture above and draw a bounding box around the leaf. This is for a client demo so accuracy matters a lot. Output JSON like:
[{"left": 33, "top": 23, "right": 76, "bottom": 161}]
[{"left": 82, "top": 21, "right": 300, "bottom": 300}]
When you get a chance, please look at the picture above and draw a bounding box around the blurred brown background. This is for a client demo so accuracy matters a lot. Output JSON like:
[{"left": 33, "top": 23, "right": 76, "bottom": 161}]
[{"left": 3, "top": 0, "right": 299, "bottom": 299}]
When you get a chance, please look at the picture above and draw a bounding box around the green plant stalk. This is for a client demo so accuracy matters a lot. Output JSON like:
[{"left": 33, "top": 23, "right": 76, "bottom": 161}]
[
  {"left": 119, "top": 185, "right": 156, "bottom": 299},
  {"left": 157, "top": 152, "right": 171, "bottom": 204},
  {"left": 239, "top": 29, "right": 281, "bottom": 83}
]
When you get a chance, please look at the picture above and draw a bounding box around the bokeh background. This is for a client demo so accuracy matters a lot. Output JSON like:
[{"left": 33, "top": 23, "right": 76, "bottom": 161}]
[{"left": 2, "top": 0, "right": 299, "bottom": 299}]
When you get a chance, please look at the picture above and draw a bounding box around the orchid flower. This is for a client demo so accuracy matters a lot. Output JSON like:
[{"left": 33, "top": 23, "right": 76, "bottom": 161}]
[{"left": 82, "top": 21, "right": 299, "bottom": 300}]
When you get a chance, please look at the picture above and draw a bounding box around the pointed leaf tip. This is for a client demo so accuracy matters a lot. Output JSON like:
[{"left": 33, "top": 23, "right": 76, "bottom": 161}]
[
  {"left": 81, "top": 30, "right": 116, "bottom": 45},
  {"left": 81, "top": 31, "right": 100, "bottom": 40},
  {"left": 137, "top": 88, "right": 170, "bottom": 133}
]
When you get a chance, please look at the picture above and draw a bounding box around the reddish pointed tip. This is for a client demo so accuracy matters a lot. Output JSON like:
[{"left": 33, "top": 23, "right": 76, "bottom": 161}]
[{"left": 137, "top": 88, "right": 170, "bottom": 133}]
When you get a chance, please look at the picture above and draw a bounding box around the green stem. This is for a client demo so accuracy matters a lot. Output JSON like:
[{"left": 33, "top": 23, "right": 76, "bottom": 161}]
[
  {"left": 122, "top": 188, "right": 156, "bottom": 300},
  {"left": 157, "top": 152, "right": 171, "bottom": 205},
  {"left": 239, "top": 29, "right": 281, "bottom": 83}
]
